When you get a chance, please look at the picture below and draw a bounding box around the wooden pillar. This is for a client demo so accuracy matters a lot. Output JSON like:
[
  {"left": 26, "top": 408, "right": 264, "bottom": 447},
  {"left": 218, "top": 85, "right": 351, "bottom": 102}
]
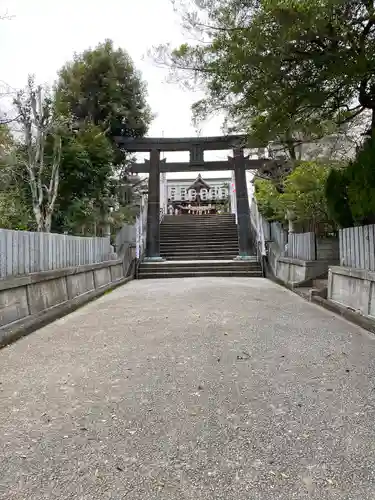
[
  {"left": 230, "top": 148, "right": 254, "bottom": 258},
  {"left": 145, "top": 149, "right": 163, "bottom": 260}
]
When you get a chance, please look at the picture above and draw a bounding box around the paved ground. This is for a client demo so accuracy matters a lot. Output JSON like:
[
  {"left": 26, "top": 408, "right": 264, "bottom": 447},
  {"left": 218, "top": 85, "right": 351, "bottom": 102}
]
[{"left": 1, "top": 278, "right": 375, "bottom": 500}]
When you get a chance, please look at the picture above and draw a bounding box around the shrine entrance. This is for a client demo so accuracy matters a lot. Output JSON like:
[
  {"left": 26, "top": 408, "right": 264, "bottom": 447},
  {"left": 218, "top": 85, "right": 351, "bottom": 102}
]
[{"left": 116, "top": 135, "right": 269, "bottom": 260}]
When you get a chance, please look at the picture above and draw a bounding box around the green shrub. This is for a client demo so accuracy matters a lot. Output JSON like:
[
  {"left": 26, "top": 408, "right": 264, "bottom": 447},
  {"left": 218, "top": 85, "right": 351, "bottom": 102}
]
[
  {"left": 254, "top": 178, "right": 282, "bottom": 221},
  {"left": 255, "top": 161, "right": 331, "bottom": 226}
]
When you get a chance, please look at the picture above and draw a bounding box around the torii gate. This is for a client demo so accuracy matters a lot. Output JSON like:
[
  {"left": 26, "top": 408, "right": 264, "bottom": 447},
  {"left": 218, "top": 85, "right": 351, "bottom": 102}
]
[{"left": 115, "top": 135, "right": 271, "bottom": 261}]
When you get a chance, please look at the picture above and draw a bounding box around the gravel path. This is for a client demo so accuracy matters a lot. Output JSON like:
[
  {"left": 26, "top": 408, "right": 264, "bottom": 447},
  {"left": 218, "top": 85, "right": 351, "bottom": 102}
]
[{"left": 1, "top": 277, "right": 375, "bottom": 499}]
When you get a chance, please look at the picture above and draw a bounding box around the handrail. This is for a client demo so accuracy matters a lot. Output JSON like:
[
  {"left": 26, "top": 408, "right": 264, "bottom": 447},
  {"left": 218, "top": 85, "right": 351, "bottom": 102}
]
[
  {"left": 256, "top": 205, "right": 267, "bottom": 258},
  {"left": 250, "top": 199, "right": 268, "bottom": 277},
  {"left": 135, "top": 197, "right": 148, "bottom": 260},
  {"left": 250, "top": 199, "right": 267, "bottom": 256},
  {"left": 159, "top": 207, "right": 165, "bottom": 223}
]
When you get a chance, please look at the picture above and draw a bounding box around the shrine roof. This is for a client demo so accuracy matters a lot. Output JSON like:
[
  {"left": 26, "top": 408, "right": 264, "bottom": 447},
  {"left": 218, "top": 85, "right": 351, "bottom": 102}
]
[{"left": 187, "top": 174, "right": 211, "bottom": 192}]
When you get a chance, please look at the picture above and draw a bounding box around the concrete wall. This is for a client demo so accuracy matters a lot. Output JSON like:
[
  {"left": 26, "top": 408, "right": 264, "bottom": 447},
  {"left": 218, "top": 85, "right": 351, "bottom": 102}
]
[
  {"left": 317, "top": 238, "right": 339, "bottom": 261},
  {"left": 0, "top": 259, "right": 132, "bottom": 347},
  {"left": 268, "top": 242, "right": 335, "bottom": 286},
  {"left": 328, "top": 266, "right": 375, "bottom": 318}
]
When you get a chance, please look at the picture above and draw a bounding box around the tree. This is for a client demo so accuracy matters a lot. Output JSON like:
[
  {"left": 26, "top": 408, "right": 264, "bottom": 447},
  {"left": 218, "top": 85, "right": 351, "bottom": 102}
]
[
  {"left": 254, "top": 178, "right": 282, "bottom": 221},
  {"left": 280, "top": 162, "right": 331, "bottom": 227},
  {"left": 14, "top": 77, "right": 63, "bottom": 232},
  {"left": 255, "top": 161, "right": 332, "bottom": 228},
  {"left": 0, "top": 189, "right": 33, "bottom": 230},
  {"left": 51, "top": 123, "right": 115, "bottom": 232},
  {"left": 55, "top": 39, "right": 153, "bottom": 164},
  {"left": 346, "top": 137, "right": 375, "bottom": 225},
  {"left": 326, "top": 137, "right": 375, "bottom": 227},
  {"left": 0, "top": 124, "right": 13, "bottom": 154},
  {"left": 0, "top": 125, "right": 34, "bottom": 230},
  {"left": 54, "top": 40, "right": 153, "bottom": 231},
  {"left": 158, "top": 0, "right": 375, "bottom": 146},
  {"left": 325, "top": 167, "right": 354, "bottom": 228}
]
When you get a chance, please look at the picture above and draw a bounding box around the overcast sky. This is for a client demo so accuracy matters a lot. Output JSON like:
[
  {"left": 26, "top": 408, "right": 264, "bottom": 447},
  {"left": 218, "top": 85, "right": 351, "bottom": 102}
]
[{"left": 0, "top": 0, "right": 245, "bottom": 182}]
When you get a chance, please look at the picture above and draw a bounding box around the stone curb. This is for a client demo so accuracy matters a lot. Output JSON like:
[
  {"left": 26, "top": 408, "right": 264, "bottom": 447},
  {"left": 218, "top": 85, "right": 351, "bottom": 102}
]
[
  {"left": 311, "top": 295, "right": 375, "bottom": 335},
  {"left": 264, "top": 256, "right": 375, "bottom": 335}
]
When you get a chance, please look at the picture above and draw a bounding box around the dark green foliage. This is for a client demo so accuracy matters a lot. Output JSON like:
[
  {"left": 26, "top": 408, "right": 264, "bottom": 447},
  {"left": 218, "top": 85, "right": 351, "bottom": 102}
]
[
  {"left": 60, "top": 125, "right": 113, "bottom": 201},
  {"left": 55, "top": 40, "right": 152, "bottom": 149},
  {"left": 50, "top": 124, "right": 114, "bottom": 233},
  {"left": 325, "top": 168, "right": 354, "bottom": 229},
  {"left": 325, "top": 138, "right": 375, "bottom": 227},
  {"left": 347, "top": 138, "right": 375, "bottom": 225}
]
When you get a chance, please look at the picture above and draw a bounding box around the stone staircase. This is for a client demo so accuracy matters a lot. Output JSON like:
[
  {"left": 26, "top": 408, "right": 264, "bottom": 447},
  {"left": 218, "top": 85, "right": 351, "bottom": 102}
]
[{"left": 138, "top": 214, "right": 263, "bottom": 279}]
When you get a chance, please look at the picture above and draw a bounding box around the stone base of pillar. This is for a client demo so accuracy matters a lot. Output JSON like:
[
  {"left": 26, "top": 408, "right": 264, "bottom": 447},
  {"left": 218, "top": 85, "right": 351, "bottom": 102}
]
[
  {"left": 233, "top": 254, "right": 256, "bottom": 261},
  {"left": 144, "top": 256, "right": 165, "bottom": 262}
]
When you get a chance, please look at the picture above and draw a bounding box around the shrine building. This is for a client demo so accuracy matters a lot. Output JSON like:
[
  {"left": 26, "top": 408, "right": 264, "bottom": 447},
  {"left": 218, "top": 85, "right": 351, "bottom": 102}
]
[{"left": 166, "top": 174, "right": 231, "bottom": 214}]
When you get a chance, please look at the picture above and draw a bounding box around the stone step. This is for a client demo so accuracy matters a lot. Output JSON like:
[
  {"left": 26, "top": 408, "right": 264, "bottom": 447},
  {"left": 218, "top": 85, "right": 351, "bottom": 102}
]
[
  {"left": 160, "top": 234, "right": 238, "bottom": 244},
  {"left": 139, "top": 264, "right": 260, "bottom": 272},
  {"left": 163, "top": 214, "right": 235, "bottom": 217},
  {"left": 160, "top": 245, "right": 239, "bottom": 251},
  {"left": 163, "top": 214, "right": 236, "bottom": 221},
  {"left": 160, "top": 242, "right": 239, "bottom": 253},
  {"left": 161, "top": 223, "right": 237, "bottom": 226},
  {"left": 161, "top": 231, "right": 238, "bottom": 235},
  {"left": 162, "top": 221, "right": 236, "bottom": 223},
  {"left": 161, "top": 220, "right": 236, "bottom": 224},
  {"left": 161, "top": 239, "right": 238, "bottom": 245},
  {"left": 161, "top": 250, "right": 239, "bottom": 257},
  {"left": 161, "top": 240, "right": 238, "bottom": 245},
  {"left": 161, "top": 234, "right": 238, "bottom": 239},
  {"left": 161, "top": 222, "right": 236, "bottom": 226},
  {"left": 139, "top": 258, "right": 259, "bottom": 268},
  {"left": 160, "top": 231, "right": 238, "bottom": 238},
  {"left": 141, "top": 258, "right": 258, "bottom": 265},
  {"left": 161, "top": 248, "right": 240, "bottom": 255},
  {"left": 313, "top": 278, "right": 328, "bottom": 289},
  {"left": 161, "top": 235, "right": 237, "bottom": 239},
  {"left": 162, "top": 229, "right": 237, "bottom": 232},
  {"left": 161, "top": 245, "right": 239, "bottom": 250},
  {"left": 161, "top": 240, "right": 239, "bottom": 246},
  {"left": 161, "top": 227, "right": 237, "bottom": 232},
  {"left": 162, "top": 218, "right": 236, "bottom": 222},
  {"left": 138, "top": 270, "right": 263, "bottom": 279},
  {"left": 161, "top": 221, "right": 236, "bottom": 226},
  {"left": 162, "top": 239, "right": 237, "bottom": 244},
  {"left": 160, "top": 254, "right": 239, "bottom": 261},
  {"left": 158, "top": 215, "right": 246, "bottom": 269}
]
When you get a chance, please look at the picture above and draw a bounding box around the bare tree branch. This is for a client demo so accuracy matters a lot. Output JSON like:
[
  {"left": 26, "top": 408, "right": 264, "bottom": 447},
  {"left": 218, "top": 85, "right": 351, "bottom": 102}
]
[{"left": 14, "top": 77, "right": 62, "bottom": 232}]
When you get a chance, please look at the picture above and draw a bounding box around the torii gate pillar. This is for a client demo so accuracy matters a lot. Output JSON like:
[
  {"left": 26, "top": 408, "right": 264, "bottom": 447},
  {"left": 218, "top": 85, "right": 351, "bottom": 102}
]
[
  {"left": 145, "top": 149, "right": 164, "bottom": 261},
  {"left": 230, "top": 148, "right": 254, "bottom": 259}
]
